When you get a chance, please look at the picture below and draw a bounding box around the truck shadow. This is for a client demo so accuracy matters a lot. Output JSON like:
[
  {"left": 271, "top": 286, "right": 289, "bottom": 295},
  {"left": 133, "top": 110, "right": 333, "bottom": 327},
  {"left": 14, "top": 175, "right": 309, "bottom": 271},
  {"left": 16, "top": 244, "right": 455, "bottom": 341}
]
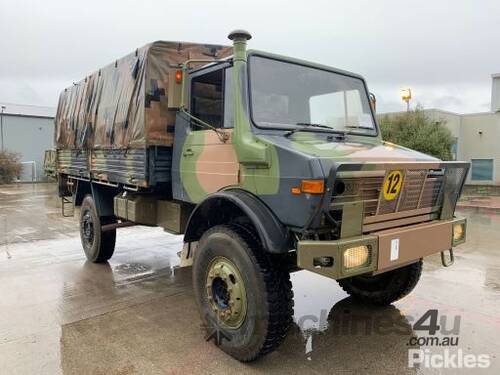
[
  {"left": 59, "top": 261, "right": 418, "bottom": 374},
  {"left": 271, "top": 297, "right": 419, "bottom": 373}
]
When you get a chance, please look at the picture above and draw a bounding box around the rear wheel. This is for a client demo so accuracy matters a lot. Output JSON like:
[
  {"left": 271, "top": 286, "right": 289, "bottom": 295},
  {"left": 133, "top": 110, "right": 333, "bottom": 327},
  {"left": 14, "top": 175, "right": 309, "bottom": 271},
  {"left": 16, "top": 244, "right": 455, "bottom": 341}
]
[
  {"left": 338, "top": 260, "right": 423, "bottom": 306},
  {"left": 80, "top": 195, "right": 116, "bottom": 263},
  {"left": 193, "top": 224, "right": 293, "bottom": 362}
]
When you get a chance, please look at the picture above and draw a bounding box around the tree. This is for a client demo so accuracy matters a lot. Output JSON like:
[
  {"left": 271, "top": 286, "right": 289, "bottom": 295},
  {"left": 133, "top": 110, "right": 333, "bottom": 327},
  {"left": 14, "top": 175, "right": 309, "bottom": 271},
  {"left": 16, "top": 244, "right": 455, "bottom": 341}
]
[
  {"left": 0, "top": 151, "right": 22, "bottom": 184},
  {"left": 378, "top": 107, "right": 455, "bottom": 161}
]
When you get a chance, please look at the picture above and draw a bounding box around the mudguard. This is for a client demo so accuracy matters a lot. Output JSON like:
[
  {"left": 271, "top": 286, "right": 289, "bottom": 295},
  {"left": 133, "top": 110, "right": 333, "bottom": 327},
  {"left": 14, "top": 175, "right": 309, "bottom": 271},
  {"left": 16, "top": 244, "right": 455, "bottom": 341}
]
[{"left": 184, "top": 189, "right": 290, "bottom": 253}]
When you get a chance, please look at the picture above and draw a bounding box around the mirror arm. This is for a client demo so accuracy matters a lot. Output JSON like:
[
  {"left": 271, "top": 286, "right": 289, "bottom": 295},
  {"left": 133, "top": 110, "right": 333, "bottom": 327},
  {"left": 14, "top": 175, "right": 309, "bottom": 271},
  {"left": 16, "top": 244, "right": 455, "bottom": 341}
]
[{"left": 179, "top": 108, "right": 229, "bottom": 143}]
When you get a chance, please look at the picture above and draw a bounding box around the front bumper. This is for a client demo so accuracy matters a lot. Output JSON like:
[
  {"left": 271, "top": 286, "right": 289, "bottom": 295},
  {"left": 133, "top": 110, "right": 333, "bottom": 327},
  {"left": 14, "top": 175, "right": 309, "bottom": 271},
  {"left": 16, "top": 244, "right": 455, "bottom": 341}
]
[{"left": 297, "top": 217, "right": 466, "bottom": 280}]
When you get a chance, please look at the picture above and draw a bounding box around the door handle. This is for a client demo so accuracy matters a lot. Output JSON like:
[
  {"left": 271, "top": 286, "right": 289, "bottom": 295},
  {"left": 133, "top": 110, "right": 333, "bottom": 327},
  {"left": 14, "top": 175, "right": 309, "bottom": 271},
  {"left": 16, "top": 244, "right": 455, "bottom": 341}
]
[{"left": 183, "top": 148, "right": 194, "bottom": 157}]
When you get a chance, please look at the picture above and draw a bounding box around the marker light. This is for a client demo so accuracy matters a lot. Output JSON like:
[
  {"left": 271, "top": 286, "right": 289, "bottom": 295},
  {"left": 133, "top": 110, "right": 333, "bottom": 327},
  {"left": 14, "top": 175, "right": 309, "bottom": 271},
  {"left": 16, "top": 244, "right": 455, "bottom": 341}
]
[
  {"left": 175, "top": 70, "right": 183, "bottom": 83},
  {"left": 343, "top": 245, "right": 370, "bottom": 269},
  {"left": 300, "top": 180, "right": 325, "bottom": 194}
]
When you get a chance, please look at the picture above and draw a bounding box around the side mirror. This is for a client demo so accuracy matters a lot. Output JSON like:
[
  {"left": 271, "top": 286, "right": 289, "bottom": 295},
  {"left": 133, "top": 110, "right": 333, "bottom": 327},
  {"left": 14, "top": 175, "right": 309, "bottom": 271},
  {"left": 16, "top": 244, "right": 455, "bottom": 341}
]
[{"left": 369, "top": 93, "right": 377, "bottom": 113}]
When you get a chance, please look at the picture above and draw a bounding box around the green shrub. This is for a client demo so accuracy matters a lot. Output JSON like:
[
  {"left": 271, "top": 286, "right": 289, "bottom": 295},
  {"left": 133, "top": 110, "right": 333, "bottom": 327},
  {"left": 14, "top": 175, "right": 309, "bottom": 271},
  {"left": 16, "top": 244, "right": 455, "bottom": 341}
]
[
  {"left": 0, "top": 151, "right": 22, "bottom": 184},
  {"left": 378, "top": 107, "right": 455, "bottom": 160}
]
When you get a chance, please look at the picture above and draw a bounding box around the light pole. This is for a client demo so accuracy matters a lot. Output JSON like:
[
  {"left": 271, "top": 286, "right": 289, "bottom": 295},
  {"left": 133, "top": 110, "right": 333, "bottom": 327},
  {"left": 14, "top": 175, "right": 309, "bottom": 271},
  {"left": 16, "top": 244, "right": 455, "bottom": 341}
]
[
  {"left": 401, "top": 89, "right": 412, "bottom": 112},
  {"left": 0, "top": 105, "right": 5, "bottom": 152}
]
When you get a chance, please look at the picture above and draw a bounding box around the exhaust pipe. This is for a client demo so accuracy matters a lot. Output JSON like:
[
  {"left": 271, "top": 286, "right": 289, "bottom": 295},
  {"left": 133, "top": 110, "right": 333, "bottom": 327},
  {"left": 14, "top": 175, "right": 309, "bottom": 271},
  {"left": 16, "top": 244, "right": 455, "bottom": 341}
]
[{"left": 228, "top": 29, "right": 252, "bottom": 62}]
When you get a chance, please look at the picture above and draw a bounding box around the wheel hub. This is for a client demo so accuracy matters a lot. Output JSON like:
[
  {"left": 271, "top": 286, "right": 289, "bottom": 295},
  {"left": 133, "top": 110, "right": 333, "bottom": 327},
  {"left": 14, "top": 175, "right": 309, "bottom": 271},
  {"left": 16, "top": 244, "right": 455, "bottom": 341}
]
[
  {"left": 81, "top": 211, "right": 94, "bottom": 246},
  {"left": 206, "top": 257, "right": 247, "bottom": 329}
]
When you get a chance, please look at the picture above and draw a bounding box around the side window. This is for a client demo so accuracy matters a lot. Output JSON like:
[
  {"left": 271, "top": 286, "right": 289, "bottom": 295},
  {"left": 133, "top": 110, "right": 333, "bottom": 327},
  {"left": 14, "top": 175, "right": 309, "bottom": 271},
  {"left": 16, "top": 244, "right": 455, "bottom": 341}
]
[
  {"left": 190, "top": 67, "right": 234, "bottom": 130},
  {"left": 191, "top": 69, "right": 223, "bottom": 129}
]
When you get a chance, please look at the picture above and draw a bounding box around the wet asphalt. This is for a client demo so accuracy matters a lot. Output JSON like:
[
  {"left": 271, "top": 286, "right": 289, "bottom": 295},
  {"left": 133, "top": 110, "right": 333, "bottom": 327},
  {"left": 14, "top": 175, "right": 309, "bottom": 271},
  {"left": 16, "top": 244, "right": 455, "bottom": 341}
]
[{"left": 0, "top": 183, "right": 499, "bottom": 374}]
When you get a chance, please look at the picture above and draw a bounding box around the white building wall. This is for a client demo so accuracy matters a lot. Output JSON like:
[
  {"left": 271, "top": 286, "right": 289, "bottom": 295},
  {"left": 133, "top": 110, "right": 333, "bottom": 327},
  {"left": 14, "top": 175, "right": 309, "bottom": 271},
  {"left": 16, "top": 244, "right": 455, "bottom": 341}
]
[
  {"left": 459, "top": 112, "right": 500, "bottom": 185},
  {"left": 419, "top": 109, "right": 500, "bottom": 185}
]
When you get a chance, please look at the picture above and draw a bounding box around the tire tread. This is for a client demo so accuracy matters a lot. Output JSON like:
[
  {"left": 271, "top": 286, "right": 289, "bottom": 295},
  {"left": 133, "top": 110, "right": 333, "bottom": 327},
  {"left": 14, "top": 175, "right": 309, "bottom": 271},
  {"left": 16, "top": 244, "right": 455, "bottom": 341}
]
[
  {"left": 338, "top": 260, "right": 423, "bottom": 306},
  {"left": 199, "top": 224, "right": 294, "bottom": 362}
]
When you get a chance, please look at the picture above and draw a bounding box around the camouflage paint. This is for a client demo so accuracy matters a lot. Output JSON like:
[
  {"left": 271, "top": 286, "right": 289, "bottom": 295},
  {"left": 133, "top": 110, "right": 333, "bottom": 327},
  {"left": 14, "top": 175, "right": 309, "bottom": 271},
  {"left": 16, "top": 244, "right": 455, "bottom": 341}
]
[
  {"left": 53, "top": 35, "right": 469, "bottom": 237},
  {"left": 230, "top": 37, "right": 280, "bottom": 195},
  {"left": 179, "top": 130, "right": 208, "bottom": 202},
  {"left": 176, "top": 37, "right": 281, "bottom": 202},
  {"left": 54, "top": 41, "right": 232, "bottom": 189},
  {"left": 180, "top": 130, "right": 239, "bottom": 202}
]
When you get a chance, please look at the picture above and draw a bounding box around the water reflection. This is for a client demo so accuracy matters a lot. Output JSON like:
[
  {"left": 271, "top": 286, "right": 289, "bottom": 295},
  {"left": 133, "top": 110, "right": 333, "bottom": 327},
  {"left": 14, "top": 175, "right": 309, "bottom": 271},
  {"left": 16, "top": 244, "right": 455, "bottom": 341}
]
[{"left": 287, "top": 297, "right": 418, "bottom": 373}]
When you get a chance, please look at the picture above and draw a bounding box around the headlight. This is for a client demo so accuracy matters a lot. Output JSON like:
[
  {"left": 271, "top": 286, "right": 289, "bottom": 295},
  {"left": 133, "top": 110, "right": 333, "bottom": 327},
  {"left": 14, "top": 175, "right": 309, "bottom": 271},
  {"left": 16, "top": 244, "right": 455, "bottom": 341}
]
[
  {"left": 453, "top": 223, "right": 465, "bottom": 242},
  {"left": 343, "top": 245, "right": 370, "bottom": 269}
]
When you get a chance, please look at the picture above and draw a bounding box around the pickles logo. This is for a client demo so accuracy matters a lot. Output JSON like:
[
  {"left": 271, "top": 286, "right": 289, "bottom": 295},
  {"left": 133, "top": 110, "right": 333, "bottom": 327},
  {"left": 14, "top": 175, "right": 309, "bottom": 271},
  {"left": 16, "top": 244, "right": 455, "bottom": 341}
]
[{"left": 383, "top": 170, "right": 404, "bottom": 200}]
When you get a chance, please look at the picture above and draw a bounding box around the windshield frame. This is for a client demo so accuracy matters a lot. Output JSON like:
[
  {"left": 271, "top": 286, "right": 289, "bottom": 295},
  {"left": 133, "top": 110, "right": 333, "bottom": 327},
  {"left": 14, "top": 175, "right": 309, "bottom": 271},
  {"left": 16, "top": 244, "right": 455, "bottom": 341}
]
[{"left": 247, "top": 51, "right": 379, "bottom": 138}]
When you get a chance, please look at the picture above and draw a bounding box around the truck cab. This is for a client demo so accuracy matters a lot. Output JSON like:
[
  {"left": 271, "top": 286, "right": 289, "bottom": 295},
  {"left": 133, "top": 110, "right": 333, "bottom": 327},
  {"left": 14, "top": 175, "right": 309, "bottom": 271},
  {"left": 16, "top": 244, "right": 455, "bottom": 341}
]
[{"left": 172, "top": 30, "right": 467, "bottom": 275}]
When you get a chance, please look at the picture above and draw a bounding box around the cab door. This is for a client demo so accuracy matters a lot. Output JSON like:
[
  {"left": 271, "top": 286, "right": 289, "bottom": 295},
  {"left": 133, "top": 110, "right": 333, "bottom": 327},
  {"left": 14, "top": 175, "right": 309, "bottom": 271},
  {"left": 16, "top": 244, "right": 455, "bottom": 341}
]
[{"left": 178, "top": 66, "right": 239, "bottom": 203}]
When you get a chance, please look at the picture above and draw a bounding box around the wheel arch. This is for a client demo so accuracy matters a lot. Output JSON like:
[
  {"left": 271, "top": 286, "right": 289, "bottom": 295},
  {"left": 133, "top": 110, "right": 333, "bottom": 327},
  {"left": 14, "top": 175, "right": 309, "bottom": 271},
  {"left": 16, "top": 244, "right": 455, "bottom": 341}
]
[{"left": 184, "top": 189, "right": 291, "bottom": 254}]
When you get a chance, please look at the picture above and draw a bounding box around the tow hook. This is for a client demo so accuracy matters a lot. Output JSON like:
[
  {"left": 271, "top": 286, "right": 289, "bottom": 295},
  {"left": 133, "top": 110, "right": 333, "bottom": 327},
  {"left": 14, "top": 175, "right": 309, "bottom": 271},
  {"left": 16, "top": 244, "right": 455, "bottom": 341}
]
[{"left": 441, "top": 249, "right": 455, "bottom": 267}]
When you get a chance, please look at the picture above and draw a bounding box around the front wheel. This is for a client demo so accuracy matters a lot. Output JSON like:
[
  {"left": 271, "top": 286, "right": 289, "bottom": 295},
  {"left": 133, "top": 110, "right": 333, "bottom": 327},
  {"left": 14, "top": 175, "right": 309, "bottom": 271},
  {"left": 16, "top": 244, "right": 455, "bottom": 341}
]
[
  {"left": 80, "top": 195, "right": 116, "bottom": 263},
  {"left": 192, "top": 224, "right": 293, "bottom": 362},
  {"left": 338, "top": 260, "right": 423, "bottom": 306}
]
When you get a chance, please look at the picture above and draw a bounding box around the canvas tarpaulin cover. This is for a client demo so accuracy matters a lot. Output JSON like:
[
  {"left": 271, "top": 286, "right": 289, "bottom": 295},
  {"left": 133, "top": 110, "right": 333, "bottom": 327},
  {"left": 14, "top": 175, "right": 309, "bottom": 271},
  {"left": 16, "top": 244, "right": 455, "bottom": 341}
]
[{"left": 55, "top": 41, "right": 232, "bottom": 149}]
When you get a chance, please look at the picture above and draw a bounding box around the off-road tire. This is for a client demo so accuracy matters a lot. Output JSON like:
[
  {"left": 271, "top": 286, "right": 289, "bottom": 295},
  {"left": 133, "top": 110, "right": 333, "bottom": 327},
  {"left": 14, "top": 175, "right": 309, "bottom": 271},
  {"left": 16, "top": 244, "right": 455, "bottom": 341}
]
[
  {"left": 338, "top": 260, "right": 423, "bottom": 306},
  {"left": 193, "top": 224, "right": 294, "bottom": 362},
  {"left": 80, "top": 195, "right": 116, "bottom": 263}
]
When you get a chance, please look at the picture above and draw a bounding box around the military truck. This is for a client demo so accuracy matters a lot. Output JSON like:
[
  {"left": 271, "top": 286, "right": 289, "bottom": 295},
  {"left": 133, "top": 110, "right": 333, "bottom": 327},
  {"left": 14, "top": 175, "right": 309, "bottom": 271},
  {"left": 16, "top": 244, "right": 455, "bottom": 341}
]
[{"left": 52, "top": 30, "right": 469, "bottom": 361}]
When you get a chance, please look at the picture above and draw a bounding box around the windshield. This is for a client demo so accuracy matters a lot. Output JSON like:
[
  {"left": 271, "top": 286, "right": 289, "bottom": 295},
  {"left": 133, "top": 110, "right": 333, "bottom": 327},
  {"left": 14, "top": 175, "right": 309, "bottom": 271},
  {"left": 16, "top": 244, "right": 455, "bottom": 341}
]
[{"left": 249, "top": 55, "right": 376, "bottom": 135}]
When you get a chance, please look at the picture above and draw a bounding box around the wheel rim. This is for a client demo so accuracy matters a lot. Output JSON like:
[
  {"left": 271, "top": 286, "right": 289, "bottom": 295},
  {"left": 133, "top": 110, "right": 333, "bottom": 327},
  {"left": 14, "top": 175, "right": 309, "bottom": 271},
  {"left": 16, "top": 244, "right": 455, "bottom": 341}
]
[
  {"left": 81, "top": 210, "right": 95, "bottom": 248},
  {"left": 206, "top": 256, "right": 247, "bottom": 329}
]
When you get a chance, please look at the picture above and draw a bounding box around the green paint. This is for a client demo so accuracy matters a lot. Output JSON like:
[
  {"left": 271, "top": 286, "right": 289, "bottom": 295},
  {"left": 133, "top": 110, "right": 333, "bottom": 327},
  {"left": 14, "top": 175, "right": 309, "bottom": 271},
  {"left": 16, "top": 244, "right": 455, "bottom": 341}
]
[
  {"left": 288, "top": 132, "right": 380, "bottom": 158},
  {"left": 232, "top": 67, "right": 270, "bottom": 166},
  {"left": 230, "top": 37, "right": 280, "bottom": 195},
  {"left": 180, "top": 131, "right": 207, "bottom": 203},
  {"left": 239, "top": 145, "right": 280, "bottom": 195}
]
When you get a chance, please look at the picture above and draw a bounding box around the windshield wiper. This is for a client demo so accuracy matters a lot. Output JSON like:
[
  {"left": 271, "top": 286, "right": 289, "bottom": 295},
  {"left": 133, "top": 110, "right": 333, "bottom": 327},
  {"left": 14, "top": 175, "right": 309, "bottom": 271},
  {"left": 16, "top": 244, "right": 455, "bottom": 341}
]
[
  {"left": 295, "top": 122, "right": 333, "bottom": 129},
  {"left": 285, "top": 122, "right": 340, "bottom": 137}
]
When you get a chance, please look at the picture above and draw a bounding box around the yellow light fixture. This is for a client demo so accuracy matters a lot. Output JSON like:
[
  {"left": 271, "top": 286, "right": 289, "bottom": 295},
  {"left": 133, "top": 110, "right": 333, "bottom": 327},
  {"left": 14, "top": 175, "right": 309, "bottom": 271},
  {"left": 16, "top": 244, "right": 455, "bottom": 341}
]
[
  {"left": 401, "top": 88, "right": 412, "bottom": 101},
  {"left": 401, "top": 88, "right": 412, "bottom": 111},
  {"left": 453, "top": 223, "right": 465, "bottom": 242},
  {"left": 343, "top": 245, "right": 370, "bottom": 269}
]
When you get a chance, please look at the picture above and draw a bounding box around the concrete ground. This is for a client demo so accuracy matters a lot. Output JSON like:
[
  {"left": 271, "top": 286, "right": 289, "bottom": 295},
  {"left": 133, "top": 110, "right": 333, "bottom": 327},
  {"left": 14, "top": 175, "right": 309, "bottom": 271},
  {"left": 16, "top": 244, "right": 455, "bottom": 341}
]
[{"left": 1, "top": 183, "right": 499, "bottom": 374}]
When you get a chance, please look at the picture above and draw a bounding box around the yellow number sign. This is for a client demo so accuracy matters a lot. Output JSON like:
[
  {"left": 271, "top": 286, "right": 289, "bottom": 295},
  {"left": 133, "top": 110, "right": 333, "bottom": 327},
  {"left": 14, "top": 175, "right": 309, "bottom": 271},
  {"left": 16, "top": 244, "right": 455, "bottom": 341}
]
[{"left": 383, "top": 170, "right": 404, "bottom": 201}]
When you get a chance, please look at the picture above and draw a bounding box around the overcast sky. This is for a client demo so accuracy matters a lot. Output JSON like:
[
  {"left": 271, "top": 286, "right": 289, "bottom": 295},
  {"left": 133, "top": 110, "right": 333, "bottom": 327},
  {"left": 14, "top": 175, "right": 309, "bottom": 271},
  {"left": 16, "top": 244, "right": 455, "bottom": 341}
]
[{"left": 1, "top": 0, "right": 499, "bottom": 114}]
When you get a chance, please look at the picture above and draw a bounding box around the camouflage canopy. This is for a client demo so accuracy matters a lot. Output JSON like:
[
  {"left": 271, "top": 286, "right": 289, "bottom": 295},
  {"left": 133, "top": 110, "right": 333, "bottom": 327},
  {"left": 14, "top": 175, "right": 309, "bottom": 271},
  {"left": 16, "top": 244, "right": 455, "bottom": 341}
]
[{"left": 55, "top": 41, "right": 232, "bottom": 149}]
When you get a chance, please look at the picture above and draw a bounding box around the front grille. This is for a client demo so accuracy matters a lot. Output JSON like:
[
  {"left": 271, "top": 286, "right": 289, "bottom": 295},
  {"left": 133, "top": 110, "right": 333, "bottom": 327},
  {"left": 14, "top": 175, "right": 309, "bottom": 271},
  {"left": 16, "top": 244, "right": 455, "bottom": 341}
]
[{"left": 333, "top": 169, "right": 445, "bottom": 219}]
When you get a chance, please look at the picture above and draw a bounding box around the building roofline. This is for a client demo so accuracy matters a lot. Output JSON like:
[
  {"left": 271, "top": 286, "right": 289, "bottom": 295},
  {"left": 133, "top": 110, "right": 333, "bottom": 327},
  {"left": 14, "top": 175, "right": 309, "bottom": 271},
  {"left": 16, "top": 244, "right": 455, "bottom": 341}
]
[
  {"left": 460, "top": 111, "right": 497, "bottom": 117},
  {"left": 1, "top": 112, "right": 54, "bottom": 120},
  {"left": 425, "top": 108, "right": 462, "bottom": 116},
  {"left": 0, "top": 102, "right": 56, "bottom": 118}
]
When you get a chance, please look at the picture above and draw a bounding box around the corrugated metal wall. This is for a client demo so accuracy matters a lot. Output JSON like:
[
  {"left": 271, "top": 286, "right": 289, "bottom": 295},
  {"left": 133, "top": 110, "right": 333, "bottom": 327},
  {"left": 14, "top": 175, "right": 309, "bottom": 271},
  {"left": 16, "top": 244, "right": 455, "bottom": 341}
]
[{"left": 2, "top": 114, "right": 54, "bottom": 181}]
